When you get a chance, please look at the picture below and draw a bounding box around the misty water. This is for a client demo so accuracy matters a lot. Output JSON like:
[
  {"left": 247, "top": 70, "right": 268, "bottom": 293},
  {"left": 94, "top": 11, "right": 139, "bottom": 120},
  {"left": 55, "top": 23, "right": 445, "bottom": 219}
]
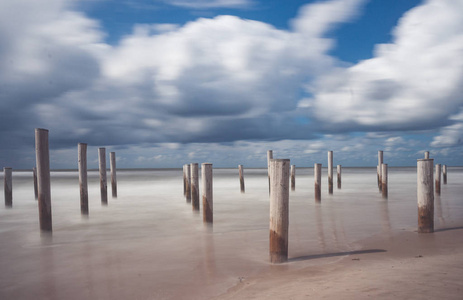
[{"left": 0, "top": 167, "right": 462, "bottom": 299}]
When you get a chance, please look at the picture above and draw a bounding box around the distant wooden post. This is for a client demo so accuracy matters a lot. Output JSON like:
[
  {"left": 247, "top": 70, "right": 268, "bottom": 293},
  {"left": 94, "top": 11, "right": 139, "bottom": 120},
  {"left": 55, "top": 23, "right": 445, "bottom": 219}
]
[
  {"left": 267, "top": 150, "right": 273, "bottom": 195},
  {"left": 35, "top": 128, "right": 52, "bottom": 232},
  {"left": 337, "top": 165, "right": 341, "bottom": 189},
  {"left": 183, "top": 165, "right": 187, "bottom": 196},
  {"left": 435, "top": 164, "right": 441, "bottom": 195},
  {"left": 443, "top": 165, "right": 447, "bottom": 184},
  {"left": 424, "top": 151, "right": 430, "bottom": 159},
  {"left": 191, "top": 163, "right": 199, "bottom": 211},
  {"left": 238, "top": 165, "right": 245, "bottom": 193},
  {"left": 186, "top": 164, "right": 191, "bottom": 203},
  {"left": 381, "top": 163, "right": 388, "bottom": 199},
  {"left": 417, "top": 159, "right": 434, "bottom": 233},
  {"left": 290, "top": 165, "right": 295, "bottom": 191},
  {"left": 110, "top": 152, "right": 117, "bottom": 198},
  {"left": 33, "top": 167, "right": 38, "bottom": 200},
  {"left": 78, "top": 143, "right": 88, "bottom": 215},
  {"left": 314, "top": 163, "right": 321, "bottom": 203},
  {"left": 378, "top": 150, "right": 383, "bottom": 189},
  {"left": 98, "top": 148, "right": 108, "bottom": 205},
  {"left": 4, "top": 167, "right": 12, "bottom": 207},
  {"left": 269, "top": 159, "right": 290, "bottom": 263},
  {"left": 202, "top": 163, "right": 213, "bottom": 224},
  {"left": 328, "top": 151, "right": 333, "bottom": 194}
]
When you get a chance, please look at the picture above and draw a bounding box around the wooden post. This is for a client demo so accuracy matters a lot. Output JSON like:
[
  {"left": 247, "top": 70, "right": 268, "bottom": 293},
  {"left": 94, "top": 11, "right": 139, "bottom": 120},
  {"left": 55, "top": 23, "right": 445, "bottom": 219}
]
[
  {"left": 98, "top": 148, "right": 107, "bottom": 205},
  {"left": 435, "top": 164, "right": 441, "bottom": 195},
  {"left": 239, "top": 165, "right": 245, "bottom": 193},
  {"left": 110, "top": 152, "right": 117, "bottom": 198},
  {"left": 417, "top": 159, "right": 434, "bottom": 233},
  {"left": 337, "top": 165, "right": 341, "bottom": 189},
  {"left": 378, "top": 150, "right": 383, "bottom": 189},
  {"left": 186, "top": 164, "right": 191, "bottom": 203},
  {"left": 328, "top": 151, "right": 333, "bottom": 194},
  {"left": 183, "top": 164, "right": 187, "bottom": 196},
  {"left": 290, "top": 165, "right": 295, "bottom": 191},
  {"left": 191, "top": 163, "right": 199, "bottom": 211},
  {"left": 4, "top": 167, "right": 12, "bottom": 207},
  {"left": 267, "top": 150, "right": 273, "bottom": 195},
  {"left": 314, "top": 163, "right": 321, "bottom": 203},
  {"left": 269, "top": 159, "right": 290, "bottom": 263},
  {"left": 35, "top": 128, "right": 52, "bottom": 232},
  {"left": 381, "top": 163, "right": 388, "bottom": 199},
  {"left": 202, "top": 163, "right": 213, "bottom": 224},
  {"left": 78, "top": 143, "right": 88, "bottom": 215},
  {"left": 424, "top": 151, "right": 430, "bottom": 159},
  {"left": 33, "top": 167, "right": 38, "bottom": 200},
  {"left": 443, "top": 165, "right": 447, "bottom": 184}
]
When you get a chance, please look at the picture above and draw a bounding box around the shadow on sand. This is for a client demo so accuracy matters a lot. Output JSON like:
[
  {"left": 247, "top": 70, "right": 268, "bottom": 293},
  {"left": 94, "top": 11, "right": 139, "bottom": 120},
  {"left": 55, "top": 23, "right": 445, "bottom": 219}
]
[
  {"left": 434, "top": 226, "right": 463, "bottom": 232},
  {"left": 288, "top": 249, "right": 387, "bottom": 262}
]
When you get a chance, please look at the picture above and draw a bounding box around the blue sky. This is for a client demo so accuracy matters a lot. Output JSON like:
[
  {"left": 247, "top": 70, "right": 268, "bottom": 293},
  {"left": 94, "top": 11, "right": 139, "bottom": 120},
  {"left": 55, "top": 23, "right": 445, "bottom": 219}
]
[{"left": 0, "top": 0, "right": 462, "bottom": 169}]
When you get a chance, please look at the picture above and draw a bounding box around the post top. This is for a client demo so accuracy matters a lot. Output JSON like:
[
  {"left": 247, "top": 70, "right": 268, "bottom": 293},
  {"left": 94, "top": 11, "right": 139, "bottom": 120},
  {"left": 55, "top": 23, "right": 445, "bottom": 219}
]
[
  {"left": 78, "top": 142, "right": 87, "bottom": 146},
  {"left": 35, "top": 128, "right": 49, "bottom": 132},
  {"left": 3, "top": 167, "right": 12, "bottom": 170},
  {"left": 270, "top": 159, "right": 290, "bottom": 162},
  {"left": 417, "top": 158, "right": 434, "bottom": 162},
  {"left": 201, "top": 162, "right": 212, "bottom": 166}
]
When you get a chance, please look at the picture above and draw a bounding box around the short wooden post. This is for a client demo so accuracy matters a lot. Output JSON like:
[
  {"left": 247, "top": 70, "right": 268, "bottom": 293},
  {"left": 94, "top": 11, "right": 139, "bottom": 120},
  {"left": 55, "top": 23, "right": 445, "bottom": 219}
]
[
  {"left": 186, "top": 164, "right": 191, "bottom": 203},
  {"left": 98, "top": 148, "right": 107, "bottom": 205},
  {"left": 381, "top": 163, "right": 388, "bottom": 199},
  {"left": 35, "top": 128, "right": 52, "bottom": 232},
  {"left": 191, "top": 163, "right": 199, "bottom": 211},
  {"left": 443, "top": 165, "right": 447, "bottom": 184},
  {"left": 4, "top": 167, "right": 12, "bottom": 207},
  {"left": 110, "top": 152, "right": 117, "bottom": 198},
  {"left": 435, "top": 164, "right": 441, "bottom": 195},
  {"left": 378, "top": 150, "right": 383, "bottom": 189},
  {"left": 424, "top": 151, "right": 430, "bottom": 159},
  {"left": 33, "top": 167, "right": 38, "bottom": 200},
  {"left": 337, "top": 165, "right": 341, "bottom": 189},
  {"left": 267, "top": 150, "right": 273, "bottom": 195},
  {"left": 328, "top": 151, "right": 333, "bottom": 194},
  {"left": 314, "top": 163, "right": 321, "bottom": 203},
  {"left": 269, "top": 159, "right": 290, "bottom": 263},
  {"left": 183, "top": 165, "right": 187, "bottom": 196},
  {"left": 290, "top": 165, "right": 295, "bottom": 191},
  {"left": 202, "top": 163, "right": 213, "bottom": 223},
  {"left": 78, "top": 143, "right": 88, "bottom": 215},
  {"left": 417, "top": 159, "right": 434, "bottom": 233},
  {"left": 238, "top": 165, "right": 245, "bottom": 193}
]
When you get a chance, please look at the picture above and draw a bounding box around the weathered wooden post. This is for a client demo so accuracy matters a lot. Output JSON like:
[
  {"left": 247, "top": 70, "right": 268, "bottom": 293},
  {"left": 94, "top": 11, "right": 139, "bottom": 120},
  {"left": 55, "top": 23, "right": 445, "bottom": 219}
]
[
  {"left": 381, "top": 163, "right": 388, "bottom": 199},
  {"left": 110, "top": 152, "right": 117, "bottom": 198},
  {"left": 417, "top": 159, "right": 434, "bottom": 233},
  {"left": 424, "top": 151, "right": 430, "bottom": 159},
  {"left": 337, "top": 165, "right": 341, "bottom": 189},
  {"left": 78, "top": 143, "right": 88, "bottom": 215},
  {"left": 186, "top": 164, "right": 191, "bottom": 203},
  {"left": 290, "top": 165, "right": 295, "bottom": 191},
  {"left": 314, "top": 163, "right": 321, "bottom": 203},
  {"left": 202, "top": 163, "right": 213, "bottom": 223},
  {"left": 435, "top": 164, "right": 441, "bottom": 195},
  {"left": 267, "top": 150, "right": 273, "bottom": 195},
  {"left": 33, "top": 167, "right": 38, "bottom": 200},
  {"left": 269, "top": 159, "right": 290, "bottom": 263},
  {"left": 238, "top": 165, "right": 245, "bottom": 193},
  {"left": 191, "top": 163, "right": 199, "bottom": 211},
  {"left": 443, "top": 165, "right": 447, "bottom": 184},
  {"left": 98, "top": 148, "right": 108, "bottom": 205},
  {"left": 378, "top": 150, "right": 383, "bottom": 189},
  {"left": 4, "top": 167, "right": 12, "bottom": 207},
  {"left": 183, "top": 164, "right": 187, "bottom": 196},
  {"left": 35, "top": 128, "right": 52, "bottom": 232},
  {"left": 328, "top": 151, "right": 333, "bottom": 194}
]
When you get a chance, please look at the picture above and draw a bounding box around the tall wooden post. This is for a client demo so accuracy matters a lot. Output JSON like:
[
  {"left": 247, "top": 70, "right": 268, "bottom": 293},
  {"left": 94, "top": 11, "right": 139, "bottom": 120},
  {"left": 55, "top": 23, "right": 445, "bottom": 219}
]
[
  {"left": 267, "top": 150, "right": 273, "bottom": 195},
  {"left": 186, "top": 164, "right": 191, "bottom": 203},
  {"left": 239, "top": 165, "right": 245, "bottom": 193},
  {"left": 381, "top": 163, "right": 388, "bottom": 199},
  {"left": 269, "top": 159, "right": 290, "bottom": 263},
  {"left": 314, "top": 163, "right": 321, "bottom": 203},
  {"left": 337, "top": 165, "right": 341, "bottom": 189},
  {"left": 290, "top": 165, "right": 295, "bottom": 191},
  {"left": 191, "top": 163, "right": 199, "bottom": 211},
  {"left": 98, "top": 148, "right": 107, "bottom": 205},
  {"left": 110, "top": 152, "right": 117, "bottom": 198},
  {"left": 435, "top": 164, "right": 441, "bottom": 195},
  {"left": 378, "top": 150, "right": 383, "bottom": 189},
  {"left": 33, "top": 167, "right": 38, "bottom": 200},
  {"left": 35, "top": 128, "right": 52, "bottom": 232},
  {"left": 4, "top": 167, "right": 12, "bottom": 207},
  {"left": 78, "top": 143, "right": 88, "bottom": 215},
  {"left": 424, "top": 151, "right": 430, "bottom": 159},
  {"left": 417, "top": 159, "right": 434, "bottom": 233},
  {"left": 183, "top": 164, "right": 187, "bottom": 196},
  {"left": 202, "top": 163, "right": 213, "bottom": 224},
  {"left": 443, "top": 165, "right": 447, "bottom": 184},
  {"left": 328, "top": 151, "right": 333, "bottom": 194}
]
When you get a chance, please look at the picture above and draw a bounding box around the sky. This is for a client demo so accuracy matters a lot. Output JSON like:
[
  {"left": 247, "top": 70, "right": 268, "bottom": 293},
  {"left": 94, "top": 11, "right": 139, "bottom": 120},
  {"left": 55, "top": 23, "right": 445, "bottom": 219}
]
[{"left": 1, "top": 0, "right": 463, "bottom": 169}]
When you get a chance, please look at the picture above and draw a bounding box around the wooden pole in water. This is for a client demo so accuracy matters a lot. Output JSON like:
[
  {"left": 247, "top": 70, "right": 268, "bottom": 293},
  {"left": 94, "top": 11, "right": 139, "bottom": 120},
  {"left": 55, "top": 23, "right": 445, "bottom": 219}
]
[
  {"left": 381, "top": 163, "right": 388, "bottom": 199},
  {"left": 238, "top": 165, "right": 245, "bottom": 193},
  {"left": 424, "top": 151, "right": 430, "bottom": 159},
  {"left": 443, "top": 165, "right": 447, "bottom": 184},
  {"left": 435, "top": 164, "right": 441, "bottom": 195},
  {"left": 191, "top": 163, "right": 199, "bottom": 211},
  {"left": 4, "top": 167, "right": 12, "bottom": 207},
  {"left": 267, "top": 150, "right": 273, "bottom": 195},
  {"left": 417, "top": 159, "right": 434, "bottom": 233},
  {"left": 33, "top": 167, "right": 38, "bottom": 200},
  {"left": 290, "top": 165, "right": 295, "bottom": 191},
  {"left": 314, "top": 163, "right": 321, "bottom": 203},
  {"left": 35, "top": 128, "right": 52, "bottom": 232},
  {"left": 269, "top": 159, "right": 290, "bottom": 263},
  {"left": 186, "top": 164, "right": 191, "bottom": 203},
  {"left": 98, "top": 148, "right": 108, "bottom": 205},
  {"left": 183, "top": 165, "right": 187, "bottom": 196},
  {"left": 202, "top": 163, "right": 213, "bottom": 223},
  {"left": 78, "top": 143, "right": 88, "bottom": 215},
  {"left": 110, "top": 152, "right": 117, "bottom": 198},
  {"left": 328, "top": 151, "right": 333, "bottom": 194},
  {"left": 378, "top": 150, "right": 383, "bottom": 189},
  {"left": 337, "top": 165, "right": 341, "bottom": 189}
]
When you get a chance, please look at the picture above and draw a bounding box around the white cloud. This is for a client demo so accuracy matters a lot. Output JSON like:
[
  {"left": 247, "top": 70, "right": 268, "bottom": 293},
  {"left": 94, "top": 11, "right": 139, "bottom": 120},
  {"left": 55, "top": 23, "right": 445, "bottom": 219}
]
[
  {"left": 431, "top": 123, "right": 463, "bottom": 147},
  {"left": 166, "top": 0, "right": 254, "bottom": 9}
]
